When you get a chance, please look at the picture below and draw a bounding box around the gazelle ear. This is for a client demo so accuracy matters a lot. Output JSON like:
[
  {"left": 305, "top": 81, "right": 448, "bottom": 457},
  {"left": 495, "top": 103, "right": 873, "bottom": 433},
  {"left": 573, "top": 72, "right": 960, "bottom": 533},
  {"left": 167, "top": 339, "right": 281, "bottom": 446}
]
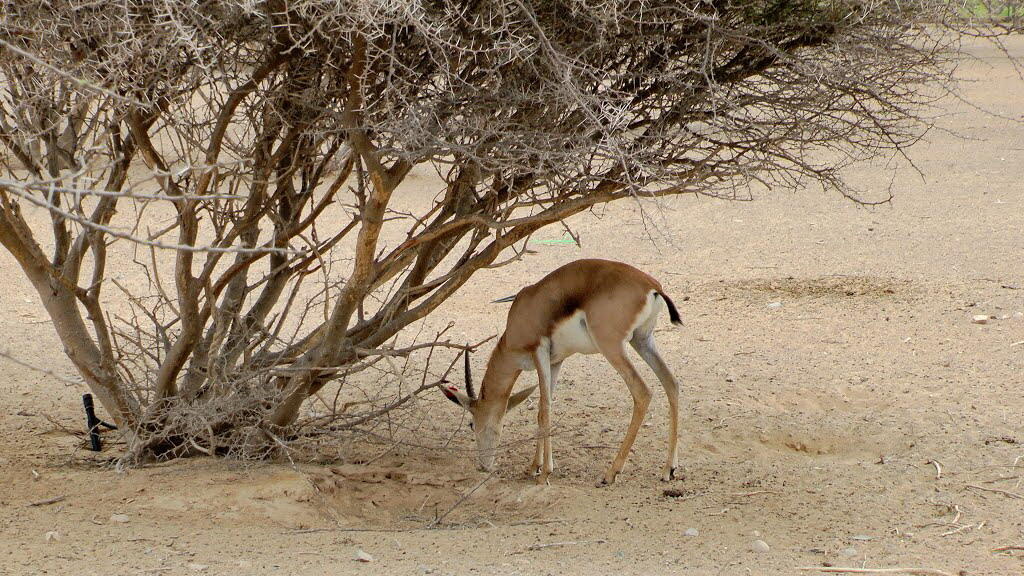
[
  {"left": 441, "top": 384, "right": 473, "bottom": 410},
  {"left": 506, "top": 385, "right": 537, "bottom": 411}
]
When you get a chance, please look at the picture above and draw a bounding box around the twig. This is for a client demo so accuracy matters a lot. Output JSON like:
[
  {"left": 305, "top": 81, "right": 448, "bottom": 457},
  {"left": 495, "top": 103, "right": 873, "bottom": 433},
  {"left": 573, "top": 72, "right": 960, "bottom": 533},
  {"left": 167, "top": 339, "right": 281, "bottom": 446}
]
[
  {"left": 0, "top": 38, "right": 145, "bottom": 105},
  {"left": 0, "top": 178, "right": 246, "bottom": 202},
  {"left": 0, "top": 349, "right": 82, "bottom": 386},
  {"left": 510, "top": 539, "right": 607, "bottom": 554},
  {"left": 528, "top": 539, "right": 607, "bottom": 551},
  {"left": 724, "top": 489, "right": 781, "bottom": 504},
  {"left": 729, "top": 490, "right": 780, "bottom": 497},
  {"left": 284, "top": 527, "right": 420, "bottom": 535},
  {"left": 26, "top": 495, "right": 67, "bottom": 507},
  {"left": 509, "top": 518, "right": 567, "bottom": 526},
  {"left": 981, "top": 475, "right": 1020, "bottom": 484},
  {"left": 940, "top": 523, "right": 973, "bottom": 537},
  {"left": 426, "top": 473, "right": 492, "bottom": 528},
  {"left": 966, "top": 484, "right": 1024, "bottom": 499},
  {"left": 558, "top": 221, "right": 581, "bottom": 247},
  {"left": 993, "top": 545, "right": 1024, "bottom": 552},
  {"left": 928, "top": 459, "right": 942, "bottom": 480},
  {"left": 42, "top": 414, "right": 85, "bottom": 438},
  {"left": 796, "top": 567, "right": 954, "bottom": 576},
  {"left": 2, "top": 183, "right": 300, "bottom": 255}
]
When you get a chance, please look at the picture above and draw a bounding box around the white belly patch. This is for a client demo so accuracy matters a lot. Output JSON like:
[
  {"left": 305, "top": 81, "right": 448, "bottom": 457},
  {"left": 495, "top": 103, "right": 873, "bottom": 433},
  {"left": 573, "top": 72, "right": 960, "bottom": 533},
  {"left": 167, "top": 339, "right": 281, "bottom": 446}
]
[{"left": 549, "top": 310, "right": 599, "bottom": 363}]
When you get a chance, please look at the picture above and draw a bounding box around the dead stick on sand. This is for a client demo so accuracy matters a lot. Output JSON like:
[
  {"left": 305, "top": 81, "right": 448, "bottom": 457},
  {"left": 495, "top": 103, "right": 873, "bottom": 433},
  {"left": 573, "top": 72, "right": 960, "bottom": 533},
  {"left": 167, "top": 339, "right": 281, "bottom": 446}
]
[
  {"left": 529, "top": 539, "right": 606, "bottom": 551},
  {"left": 426, "top": 473, "right": 492, "bottom": 528},
  {"left": 26, "top": 495, "right": 66, "bottom": 507},
  {"left": 510, "top": 518, "right": 567, "bottom": 526},
  {"left": 928, "top": 459, "right": 942, "bottom": 480},
  {"left": 796, "top": 567, "right": 954, "bottom": 576},
  {"left": 993, "top": 545, "right": 1024, "bottom": 552},
  {"left": 511, "top": 539, "right": 608, "bottom": 554},
  {"left": 729, "top": 490, "right": 781, "bottom": 497},
  {"left": 966, "top": 484, "right": 1024, "bottom": 499},
  {"left": 284, "top": 527, "right": 420, "bottom": 534}
]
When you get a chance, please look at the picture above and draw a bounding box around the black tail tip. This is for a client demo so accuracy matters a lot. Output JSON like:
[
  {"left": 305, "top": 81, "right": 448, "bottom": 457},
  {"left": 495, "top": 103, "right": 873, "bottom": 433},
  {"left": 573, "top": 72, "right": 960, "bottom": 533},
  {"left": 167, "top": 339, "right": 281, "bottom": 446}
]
[{"left": 659, "top": 292, "right": 683, "bottom": 326}]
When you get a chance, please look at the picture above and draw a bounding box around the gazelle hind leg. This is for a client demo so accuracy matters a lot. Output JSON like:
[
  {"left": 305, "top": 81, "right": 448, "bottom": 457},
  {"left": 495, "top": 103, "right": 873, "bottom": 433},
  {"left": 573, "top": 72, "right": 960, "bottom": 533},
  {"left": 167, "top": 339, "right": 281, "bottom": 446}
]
[
  {"left": 594, "top": 339, "right": 651, "bottom": 485},
  {"left": 549, "top": 361, "right": 562, "bottom": 397},
  {"left": 530, "top": 361, "right": 561, "bottom": 477},
  {"left": 532, "top": 343, "right": 555, "bottom": 483},
  {"left": 631, "top": 333, "right": 680, "bottom": 481}
]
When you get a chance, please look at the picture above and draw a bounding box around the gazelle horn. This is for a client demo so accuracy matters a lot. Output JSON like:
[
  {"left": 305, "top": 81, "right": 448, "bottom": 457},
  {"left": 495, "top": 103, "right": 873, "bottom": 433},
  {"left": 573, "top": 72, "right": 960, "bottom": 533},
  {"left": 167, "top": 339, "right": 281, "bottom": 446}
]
[{"left": 464, "top": 349, "right": 475, "bottom": 399}]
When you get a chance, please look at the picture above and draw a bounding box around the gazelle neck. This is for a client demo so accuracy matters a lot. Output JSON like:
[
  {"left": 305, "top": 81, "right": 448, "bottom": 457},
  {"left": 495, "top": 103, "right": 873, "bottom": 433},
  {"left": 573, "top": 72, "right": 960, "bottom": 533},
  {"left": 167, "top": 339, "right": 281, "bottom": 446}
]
[{"left": 479, "top": 338, "right": 523, "bottom": 403}]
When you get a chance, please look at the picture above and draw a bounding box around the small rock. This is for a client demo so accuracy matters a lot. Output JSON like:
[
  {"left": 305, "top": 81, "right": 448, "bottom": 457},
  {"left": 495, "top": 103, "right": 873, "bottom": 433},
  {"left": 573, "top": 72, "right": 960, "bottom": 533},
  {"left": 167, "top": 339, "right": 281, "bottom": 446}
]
[
  {"left": 841, "top": 547, "right": 858, "bottom": 557},
  {"left": 684, "top": 528, "right": 699, "bottom": 537},
  {"left": 752, "top": 530, "right": 761, "bottom": 537},
  {"left": 766, "top": 301, "right": 783, "bottom": 309},
  {"left": 44, "top": 531, "right": 60, "bottom": 542},
  {"left": 851, "top": 534, "right": 873, "bottom": 541},
  {"left": 750, "top": 539, "right": 770, "bottom": 553},
  {"left": 972, "top": 314, "right": 991, "bottom": 324},
  {"left": 355, "top": 549, "right": 374, "bottom": 563},
  {"left": 110, "top": 514, "right": 130, "bottom": 523},
  {"left": 187, "top": 563, "right": 209, "bottom": 572}
]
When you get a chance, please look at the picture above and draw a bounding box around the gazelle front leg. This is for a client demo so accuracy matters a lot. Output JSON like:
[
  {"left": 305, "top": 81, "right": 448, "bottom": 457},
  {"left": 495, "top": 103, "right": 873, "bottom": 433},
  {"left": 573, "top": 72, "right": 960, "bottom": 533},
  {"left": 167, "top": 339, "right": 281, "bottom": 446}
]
[
  {"left": 532, "top": 342, "right": 555, "bottom": 483},
  {"left": 530, "top": 360, "right": 561, "bottom": 477}
]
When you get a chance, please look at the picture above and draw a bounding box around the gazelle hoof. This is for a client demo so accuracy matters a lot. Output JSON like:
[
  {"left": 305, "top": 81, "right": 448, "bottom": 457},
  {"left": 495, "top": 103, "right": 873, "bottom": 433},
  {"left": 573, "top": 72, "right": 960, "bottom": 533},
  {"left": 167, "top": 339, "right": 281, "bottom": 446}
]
[
  {"left": 661, "top": 467, "right": 680, "bottom": 482},
  {"left": 596, "top": 476, "right": 614, "bottom": 487}
]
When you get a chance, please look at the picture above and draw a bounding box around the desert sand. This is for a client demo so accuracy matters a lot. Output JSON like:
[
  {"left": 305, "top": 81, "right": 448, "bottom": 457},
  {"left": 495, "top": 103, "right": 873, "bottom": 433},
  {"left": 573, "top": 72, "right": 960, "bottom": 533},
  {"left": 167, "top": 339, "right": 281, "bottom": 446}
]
[{"left": 1, "top": 37, "right": 1022, "bottom": 576}]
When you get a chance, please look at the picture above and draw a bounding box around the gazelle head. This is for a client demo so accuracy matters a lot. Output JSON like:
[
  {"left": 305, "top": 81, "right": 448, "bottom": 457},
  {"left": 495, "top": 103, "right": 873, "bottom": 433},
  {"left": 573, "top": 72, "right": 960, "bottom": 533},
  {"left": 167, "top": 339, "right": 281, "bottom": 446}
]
[{"left": 441, "top": 350, "right": 535, "bottom": 471}]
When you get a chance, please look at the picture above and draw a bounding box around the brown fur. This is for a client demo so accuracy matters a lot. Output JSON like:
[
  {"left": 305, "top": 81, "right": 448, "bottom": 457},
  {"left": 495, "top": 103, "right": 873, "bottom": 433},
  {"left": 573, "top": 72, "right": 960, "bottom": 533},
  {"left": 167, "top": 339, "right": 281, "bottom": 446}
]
[
  {"left": 501, "top": 259, "right": 663, "bottom": 353},
  {"left": 452, "top": 259, "right": 681, "bottom": 483}
]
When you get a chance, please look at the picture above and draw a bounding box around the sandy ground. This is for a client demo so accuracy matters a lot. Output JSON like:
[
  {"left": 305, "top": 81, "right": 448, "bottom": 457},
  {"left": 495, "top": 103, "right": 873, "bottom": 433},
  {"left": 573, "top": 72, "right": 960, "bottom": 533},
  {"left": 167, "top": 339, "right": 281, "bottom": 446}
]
[{"left": 2, "top": 38, "right": 1023, "bottom": 576}]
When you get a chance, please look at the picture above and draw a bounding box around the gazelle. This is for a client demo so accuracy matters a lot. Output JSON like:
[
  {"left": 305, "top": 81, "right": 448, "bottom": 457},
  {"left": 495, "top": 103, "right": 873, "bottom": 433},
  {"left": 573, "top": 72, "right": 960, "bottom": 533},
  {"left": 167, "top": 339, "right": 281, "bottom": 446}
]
[{"left": 441, "top": 258, "right": 683, "bottom": 485}]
